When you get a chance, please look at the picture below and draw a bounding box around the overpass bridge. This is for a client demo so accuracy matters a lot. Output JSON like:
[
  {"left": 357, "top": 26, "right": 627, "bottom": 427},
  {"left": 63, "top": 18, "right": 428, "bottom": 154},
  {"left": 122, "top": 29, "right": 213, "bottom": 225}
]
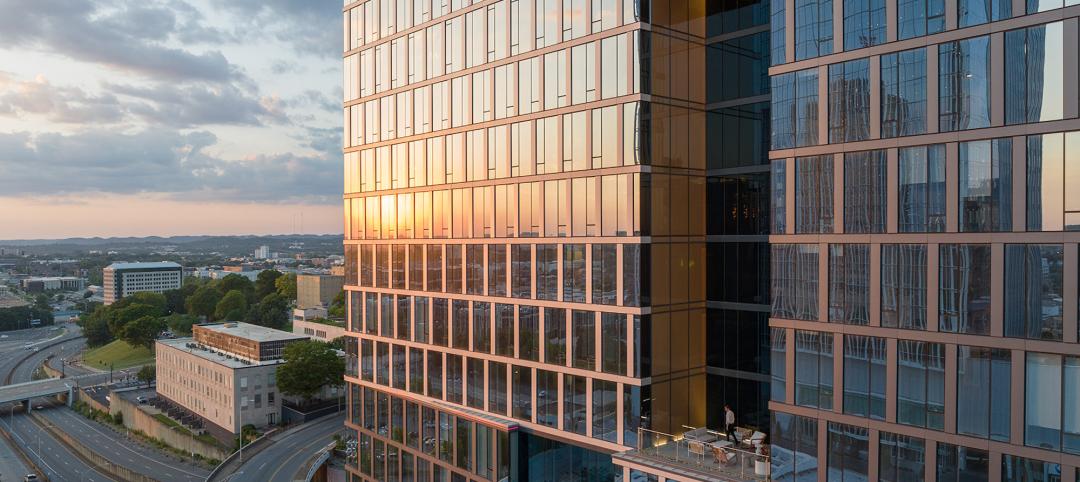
[{"left": 0, "top": 372, "right": 111, "bottom": 407}]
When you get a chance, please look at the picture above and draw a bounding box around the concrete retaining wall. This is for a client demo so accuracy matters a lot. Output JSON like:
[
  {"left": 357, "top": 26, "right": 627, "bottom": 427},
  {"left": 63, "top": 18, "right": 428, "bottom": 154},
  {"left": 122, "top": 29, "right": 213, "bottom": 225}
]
[{"left": 110, "top": 394, "right": 231, "bottom": 461}]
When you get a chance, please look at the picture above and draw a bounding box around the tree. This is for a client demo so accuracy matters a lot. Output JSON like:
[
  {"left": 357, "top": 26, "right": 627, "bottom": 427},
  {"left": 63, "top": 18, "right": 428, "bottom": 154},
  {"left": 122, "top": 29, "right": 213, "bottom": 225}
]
[
  {"left": 113, "top": 292, "right": 167, "bottom": 312},
  {"left": 79, "top": 306, "right": 113, "bottom": 347},
  {"left": 327, "top": 290, "right": 346, "bottom": 318},
  {"left": 276, "top": 340, "right": 344, "bottom": 403},
  {"left": 244, "top": 293, "right": 289, "bottom": 329},
  {"left": 120, "top": 316, "right": 163, "bottom": 350},
  {"left": 107, "top": 303, "right": 162, "bottom": 338},
  {"left": 163, "top": 288, "right": 187, "bottom": 315},
  {"left": 254, "top": 270, "right": 283, "bottom": 300},
  {"left": 137, "top": 364, "right": 156, "bottom": 388},
  {"left": 215, "top": 290, "right": 249, "bottom": 321},
  {"left": 275, "top": 273, "right": 297, "bottom": 300},
  {"left": 163, "top": 313, "right": 199, "bottom": 336},
  {"left": 186, "top": 285, "right": 223, "bottom": 320},
  {"left": 33, "top": 294, "right": 50, "bottom": 310},
  {"left": 219, "top": 274, "right": 255, "bottom": 303}
]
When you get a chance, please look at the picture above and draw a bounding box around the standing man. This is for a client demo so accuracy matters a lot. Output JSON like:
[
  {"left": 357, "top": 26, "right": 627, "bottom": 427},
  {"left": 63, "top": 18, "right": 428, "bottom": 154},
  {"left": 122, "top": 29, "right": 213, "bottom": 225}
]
[{"left": 724, "top": 404, "right": 736, "bottom": 442}]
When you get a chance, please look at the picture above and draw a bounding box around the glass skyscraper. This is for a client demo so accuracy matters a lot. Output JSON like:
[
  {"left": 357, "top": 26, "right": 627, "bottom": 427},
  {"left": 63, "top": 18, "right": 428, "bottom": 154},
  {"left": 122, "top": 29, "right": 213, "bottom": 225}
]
[
  {"left": 341, "top": 1, "right": 774, "bottom": 480},
  {"left": 769, "top": 0, "right": 1080, "bottom": 481}
]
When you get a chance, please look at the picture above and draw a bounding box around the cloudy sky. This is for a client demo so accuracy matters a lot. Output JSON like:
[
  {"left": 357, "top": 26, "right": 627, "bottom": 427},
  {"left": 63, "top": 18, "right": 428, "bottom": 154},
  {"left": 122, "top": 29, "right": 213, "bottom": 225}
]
[{"left": 0, "top": 0, "right": 343, "bottom": 239}]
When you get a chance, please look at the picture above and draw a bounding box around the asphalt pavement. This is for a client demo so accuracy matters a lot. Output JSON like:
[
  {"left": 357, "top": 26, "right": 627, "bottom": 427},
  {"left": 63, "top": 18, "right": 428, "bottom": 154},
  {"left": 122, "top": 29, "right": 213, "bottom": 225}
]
[
  {"left": 226, "top": 413, "right": 345, "bottom": 482},
  {"left": 36, "top": 401, "right": 209, "bottom": 482}
]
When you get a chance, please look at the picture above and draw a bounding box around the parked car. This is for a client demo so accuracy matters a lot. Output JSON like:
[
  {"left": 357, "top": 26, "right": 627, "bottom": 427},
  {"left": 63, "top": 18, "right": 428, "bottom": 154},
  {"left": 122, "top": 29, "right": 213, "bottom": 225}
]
[
  {"left": 136, "top": 396, "right": 148, "bottom": 404},
  {"left": 25, "top": 474, "right": 40, "bottom": 481}
]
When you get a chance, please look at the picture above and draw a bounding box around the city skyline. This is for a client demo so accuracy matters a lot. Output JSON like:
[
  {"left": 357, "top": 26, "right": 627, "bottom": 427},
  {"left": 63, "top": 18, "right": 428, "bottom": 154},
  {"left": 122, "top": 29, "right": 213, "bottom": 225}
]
[{"left": 0, "top": 0, "right": 345, "bottom": 239}]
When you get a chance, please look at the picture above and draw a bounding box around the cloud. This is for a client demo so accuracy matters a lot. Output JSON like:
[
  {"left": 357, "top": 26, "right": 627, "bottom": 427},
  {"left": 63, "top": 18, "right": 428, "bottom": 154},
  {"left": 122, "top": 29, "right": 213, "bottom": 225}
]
[
  {"left": 108, "top": 82, "right": 289, "bottom": 127},
  {"left": 0, "top": 0, "right": 244, "bottom": 82},
  {"left": 0, "top": 128, "right": 341, "bottom": 203},
  {"left": 213, "top": 0, "right": 342, "bottom": 58},
  {"left": 0, "top": 73, "right": 126, "bottom": 124}
]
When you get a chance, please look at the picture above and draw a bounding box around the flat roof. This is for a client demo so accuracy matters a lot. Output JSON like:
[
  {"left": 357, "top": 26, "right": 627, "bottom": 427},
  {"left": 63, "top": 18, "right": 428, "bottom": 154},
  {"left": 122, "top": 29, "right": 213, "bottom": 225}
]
[
  {"left": 196, "top": 322, "right": 308, "bottom": 343},
  {"left": 105, "top": 261, "right": 183, "bottom": 270},
  {"left": 157, "top": 338, "right": 279, "bottom": 369}
]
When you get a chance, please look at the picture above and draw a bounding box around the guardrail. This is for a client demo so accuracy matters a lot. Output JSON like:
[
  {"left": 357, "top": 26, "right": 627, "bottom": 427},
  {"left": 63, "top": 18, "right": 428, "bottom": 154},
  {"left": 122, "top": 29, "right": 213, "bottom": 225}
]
[
  {"left": 303, "top": 442, "right": 336, "bottom": 482},
  {"left": 637, "top": 427, "right": 771, "bottom": 481}
]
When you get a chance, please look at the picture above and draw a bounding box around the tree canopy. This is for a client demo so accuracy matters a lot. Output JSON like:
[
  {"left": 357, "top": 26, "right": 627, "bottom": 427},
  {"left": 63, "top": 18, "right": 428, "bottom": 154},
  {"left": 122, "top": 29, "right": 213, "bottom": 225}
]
[
  {"left": 244, "top": 293, "right": 289, "bottom": 330},
  {"left": 275, "top": 273, "right": 297, "bottom": 300},
  {"left": 215, "top": 290, "right": 249, "bottom": 321},
  {"left": 276, "top": 340, "right": 344, "bottom": 402},
  {"left": 186, "top": 285, "right": 222, "bottom": 320},
  {"left": 254, "top": 270, "right": 283, "bottom": 300}
]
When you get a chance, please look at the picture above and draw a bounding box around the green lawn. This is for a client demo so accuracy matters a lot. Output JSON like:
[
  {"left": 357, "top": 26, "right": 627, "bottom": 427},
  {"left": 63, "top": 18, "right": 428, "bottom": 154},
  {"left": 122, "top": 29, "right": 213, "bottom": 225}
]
[{"left": 81, "top": 340, "right": 154, "bottom": 370}]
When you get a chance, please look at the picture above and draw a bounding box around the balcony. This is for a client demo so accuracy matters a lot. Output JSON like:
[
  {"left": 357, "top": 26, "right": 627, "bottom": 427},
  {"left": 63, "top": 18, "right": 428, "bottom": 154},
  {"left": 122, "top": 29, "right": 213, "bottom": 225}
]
[{"left": 614, "top": 427, "right": 771, "bottom": 482}]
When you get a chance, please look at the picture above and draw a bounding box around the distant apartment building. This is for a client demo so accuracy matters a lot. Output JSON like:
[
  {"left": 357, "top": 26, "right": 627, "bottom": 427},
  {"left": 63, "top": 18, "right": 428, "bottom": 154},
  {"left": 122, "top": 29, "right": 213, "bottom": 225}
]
[
  {"left": 296, "top": 274, "right": 344, "bottom": 309},
  {"left": 103, "top": 262, "right": 182, "bottom": 305},
  {"left": 20, "top": 277, "right": 86, "bottom": 293},
  {"left": 155, "top": 322, "right": 308, "bottom": 442},
  {"left": 255, "top": 246, "right": 271, "bottom": 260}
]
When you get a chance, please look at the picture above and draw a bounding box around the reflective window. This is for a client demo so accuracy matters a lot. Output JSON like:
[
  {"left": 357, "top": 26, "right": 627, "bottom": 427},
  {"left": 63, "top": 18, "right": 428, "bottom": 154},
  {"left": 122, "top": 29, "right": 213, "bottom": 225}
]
[
  {"left": 844, "top": 150, "right": 886, "bottom": 233},
  {"left": 957, "top": 346, "right": 1011, "bottom": 441},
  {"left": 939, "top": 36, "right": 991, "bottom": 132},
  {"left": 772, "top": 160, "right": 787, "bottom": 234},
  {"left": 446, "top": 353, "right": 462, "bottom": 404},
  {"left": 881, "top": 245, "right": 927, "bottom": 330},
  {"left": 623, "top": 244, "right": 648, "bottom": 306},
  {"left": 828, "top": 59, "right": 871, "bottom": 143},
  {"left": 443, "top": 244, "right": 460, "bottom": 293},
  {"left": 571, "top": 310, "right": 595, "bottom": 370},
  {"left": 536, "top": 369, "right": 558, "bottom": 427},
  {"left": 899, "top": 145, "right": 946, "bottom": 232},
  {"left": 1006, "top": 22, "right": 1064, "bottom": 125},
  {"left": 511, "top": 365, "right": 531, "bottom": 421},
  {"left": 488, "top": 361, "right": 507, "bottom": 414},
  {"left": 413, "top": 297, "right": 428, "bottom": 344},
  {"left": 795, "top": 330, "right": 834, "bottom": 410},
  {"left": 771, "top": 327, "right": 787, "bottom": 403},
  {"left": 495, "top": 303, "right": 514, "bottom": 357},
  {"left": 897, "top": 340, "right": 945, "bottom": 430},
  {"left": 829, "top": 244, "right": 870, "bottom": 325},
  {"left": 939, "top": 244, "right": 991, "bottom": 334},
  {"left": 795, "top": 155, "right": 834, "bottom": 233},
  {"left": 563, "top": 374, "right": 586, "bottom": 434},
  {"left": 452, "top": 300, "right": 469, "bottom": 349},
  {"left": 511, "top": 244, "right": 532, "bottom": 298},
  {"left": 488, "top": 244, "right": 507, "bottom": 297},
  {"left": 1025, "top": 353, "right": 1080, "bottom": 454},
  {"left": 544, "top": 307, "right": 566, "bottom": 365},
  {"left": 432, "top": 298, "right": 448, "bottom": 346},
  {"left": 958, "top": 0, "right": 1011, "bottom": 27},
  {"left": 771, "top": 69, "right": 820, "bottom": 149},
  {"left": 827, "top": 422, "right": 868, "bottom": 481},
  {"left": 881, "top": 48, "right": 927, "bottom": 138},
  {"left": 771, "top": 412, "right": 819, "bottom": 480},
  {"left": 898, "top": 0, "right": 945, "bottom": 39},
  {"left": 959, "top": 138, "right": 1012, "bottom": 232},
  {"left": 1001, "top": 455, "right": 1061, "bottom": 482},
  {"left": 879, "top": 432, "right": 925, "bottom": 482},
  {"left": 843, "top": 334, "right": 887, "bottom": 419},
  {"left": 795, "top": 0, "right": 833, "bottom": 60},
  {"left": 1004, "top": 244, "right": 1064, "bottom": 341},
  {"left": 1026, "top": 132, "right": 1080, "bottom": 231},
  {"left": 601, "top": 312, "right": 626, "bottom": 375},
  {"left": 562, "top": 244, "right": 586, "bottom": 302},
  {"left": 843, "top": 0, "right": 885, "bottom": 50},
  {"left": 466, "top": 244, "right": 484, "bottom": 295},
  {"left": 771, "top": 0, "right": 786, "bottom": 65},
  {"left": 592, "top": 379, "right": 617, "bottom": 442},
  {"left": 518, "top": 305, "right": 539, "bottom": 361},
  {"left": 937, "top": 443, "right": 989, "bottom": 482},
  {"left": 536, "top": 244, "right": 558, "bottom": 300},
  {"left": 771, "top": 244, "right": 820, "bottom": 321},
  {"left": 591, "top": 244, "right": 617, "bottom": 305}
]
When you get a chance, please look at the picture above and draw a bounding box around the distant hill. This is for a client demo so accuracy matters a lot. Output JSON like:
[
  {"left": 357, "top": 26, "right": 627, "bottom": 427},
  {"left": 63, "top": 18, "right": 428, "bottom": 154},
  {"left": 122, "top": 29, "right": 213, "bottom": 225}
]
[{"left": 0, "top": 234, "right": 344, "bottom": 257}]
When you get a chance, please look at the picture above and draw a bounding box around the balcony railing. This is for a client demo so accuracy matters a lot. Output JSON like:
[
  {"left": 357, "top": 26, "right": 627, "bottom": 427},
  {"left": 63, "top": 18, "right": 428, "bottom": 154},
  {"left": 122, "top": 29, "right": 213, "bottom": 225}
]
[{"left": 633, "top": 427, "right": 771, "bottom": 481}]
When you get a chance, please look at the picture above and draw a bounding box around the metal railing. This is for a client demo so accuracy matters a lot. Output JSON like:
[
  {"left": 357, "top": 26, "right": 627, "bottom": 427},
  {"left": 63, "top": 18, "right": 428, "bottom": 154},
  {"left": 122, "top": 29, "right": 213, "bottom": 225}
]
[{"left": 636, "top": 427, "right": 771, "bottom": 481}]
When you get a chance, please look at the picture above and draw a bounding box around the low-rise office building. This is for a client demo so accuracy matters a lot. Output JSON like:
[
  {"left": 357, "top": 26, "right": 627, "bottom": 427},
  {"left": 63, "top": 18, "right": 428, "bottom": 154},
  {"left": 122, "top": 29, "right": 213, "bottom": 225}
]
[
  {"left": 21, "top": 277, "right": 85, "bottom": 292},
  {"left": 103, "top": 262, "right": 182, "bottom": 305},
  {"left": 155, "top": 322, "right": 308, "bottom": 441},
  {"left": 292, "top": 318, "right": 347, "bottom": 344}
]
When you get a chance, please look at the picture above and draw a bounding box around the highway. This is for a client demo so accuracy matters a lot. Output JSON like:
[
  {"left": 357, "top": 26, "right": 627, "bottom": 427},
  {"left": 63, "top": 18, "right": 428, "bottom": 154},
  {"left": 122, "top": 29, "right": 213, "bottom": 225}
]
[
  {"left": 225, "top": 414, "right": 345, "bottom": 482},
  {"left": 0, "top": 325, "right": 111, "bottom": 481}
]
